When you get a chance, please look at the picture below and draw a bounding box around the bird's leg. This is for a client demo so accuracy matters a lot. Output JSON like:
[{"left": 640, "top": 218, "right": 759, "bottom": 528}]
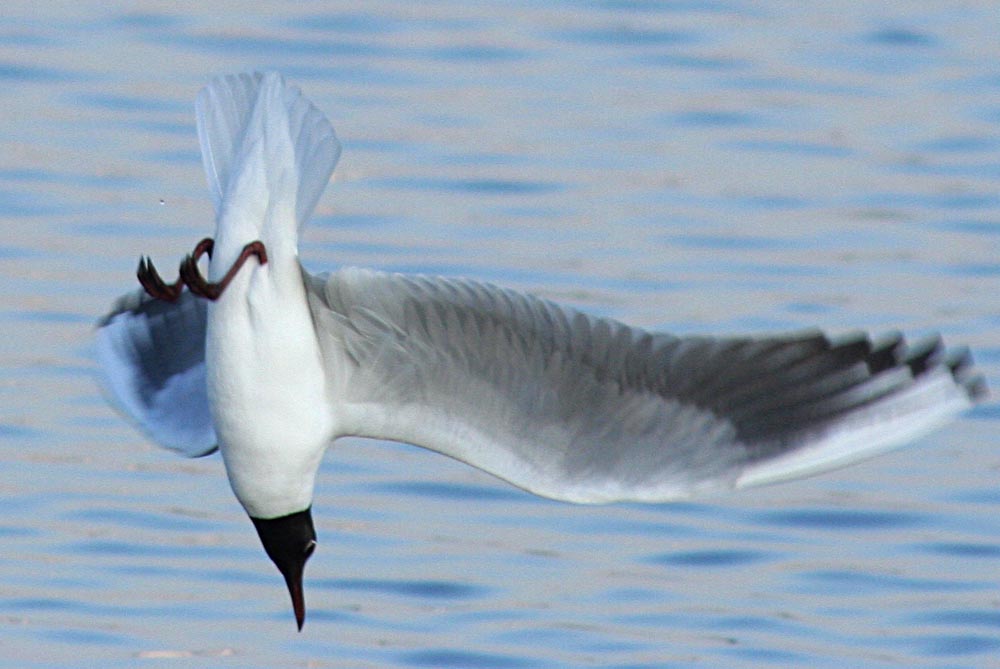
[
  {"left": 189, "top": 237, "right": 215, "bottom": 262},
  {"left": 136, "top": 237, "right": 215, "bottom": 302},
  {"left": 180, "top": 239, "right": 268, "bottom": 301}
]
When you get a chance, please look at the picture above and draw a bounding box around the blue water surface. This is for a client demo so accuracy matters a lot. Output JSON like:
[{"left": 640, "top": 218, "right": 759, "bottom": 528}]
[{"left": 1, "top": 1, "right": 999, "bottom": 668}]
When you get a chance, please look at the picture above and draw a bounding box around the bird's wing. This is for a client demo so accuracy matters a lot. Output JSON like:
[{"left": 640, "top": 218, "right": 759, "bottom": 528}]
[
  {"left": 305, "top": 267, "right": 985, "bottom": 503},
  {"left": 95, "top": 289, "right": 217, "bottom": 457},
  {"left": 195, "top": 71, "right": 341, "bottom": 226}
]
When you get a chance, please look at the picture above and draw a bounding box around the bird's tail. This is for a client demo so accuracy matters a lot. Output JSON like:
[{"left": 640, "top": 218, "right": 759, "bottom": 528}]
[{"left": 195, "top": 71, "right": 341, "bottom": 228}]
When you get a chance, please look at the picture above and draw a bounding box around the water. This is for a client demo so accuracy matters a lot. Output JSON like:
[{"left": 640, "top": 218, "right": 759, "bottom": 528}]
[{"left": 2, "top": 1, "right": 999, "bottom": 667}]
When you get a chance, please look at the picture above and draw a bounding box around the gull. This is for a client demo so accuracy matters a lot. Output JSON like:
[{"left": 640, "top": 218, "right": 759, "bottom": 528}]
[{"left": 95, "top": 72, "right": 987, "bottom": 630}]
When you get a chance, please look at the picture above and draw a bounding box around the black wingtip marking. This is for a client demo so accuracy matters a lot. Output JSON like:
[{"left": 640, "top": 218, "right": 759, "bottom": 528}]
[
  {"left": 719, "top": 330, "right": 988, "bottom": 447},
  {"left": 945, "top": 346, "right": 990, "bottom": 401},
  {"left": 866, "top": 332, "right": 903, "bottom": 375},
  {"left": 903, "top": 336, "right": 944, "bottom": 378}
]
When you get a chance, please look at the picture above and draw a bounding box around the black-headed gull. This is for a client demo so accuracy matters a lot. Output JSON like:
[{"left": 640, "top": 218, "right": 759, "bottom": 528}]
[{"left": 95, "top": 72, "right": 987, "bottom": 630}]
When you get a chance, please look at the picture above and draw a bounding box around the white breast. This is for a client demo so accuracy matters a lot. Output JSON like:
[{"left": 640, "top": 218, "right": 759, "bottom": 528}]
[{"left": 206, "top": 254, "right": 334, "bottom": 518}]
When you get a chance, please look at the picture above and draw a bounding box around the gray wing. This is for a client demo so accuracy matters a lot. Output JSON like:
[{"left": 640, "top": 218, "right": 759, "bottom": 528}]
[
  {"left": 95, "top": 289, "right": 217, "bottom": 457},
  {"left": 306, "top": 267, "right": 985, "bottom": 503}
]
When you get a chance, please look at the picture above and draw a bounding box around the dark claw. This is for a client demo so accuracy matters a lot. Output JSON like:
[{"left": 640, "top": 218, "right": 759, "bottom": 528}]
[
  {"left": 178, "top": 236, "right": 219, "bottom": 298},
  {"left": 137, "top": 256, "right": 183, "bottom": 302}
]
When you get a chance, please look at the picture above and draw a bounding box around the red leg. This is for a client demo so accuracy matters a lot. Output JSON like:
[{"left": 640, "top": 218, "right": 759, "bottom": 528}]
[
  {"left": 191, "top": 237, "right": 215, "bottom": 261},
  {"left": 180, "top": 240, "right": 268, "bottom": 301}
]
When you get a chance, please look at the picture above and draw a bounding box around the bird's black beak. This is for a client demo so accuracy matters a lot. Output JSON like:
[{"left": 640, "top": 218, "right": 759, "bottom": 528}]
[{"left": 250, "top": 507, "right": 316, "bottom": 631}]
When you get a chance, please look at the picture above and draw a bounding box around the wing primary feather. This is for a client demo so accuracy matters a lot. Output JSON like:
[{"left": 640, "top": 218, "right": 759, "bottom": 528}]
[{"left": 864, "top": 331, "right": 904, "bottom": 374}]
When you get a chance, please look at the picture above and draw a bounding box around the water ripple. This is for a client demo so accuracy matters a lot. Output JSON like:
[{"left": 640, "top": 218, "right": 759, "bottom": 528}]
[
  {"left": 315, "top": 578, "right": 489, "bottom": 600},
  {"left": 63, "top": 508, "right": 212, "bottom": 532},
  {"left": 932, "top": 219, "right": 1000, "bottom": 236},
  {"left": 160, "top": 32, "right": 393, "bottom": 58},
  {"left": 372, "top": 176, "right": 563, "bottom": 196},
  {"left": 861, "top": 191, "right": 1000, "bottom": 210},
  {"left": 725, "top": 139, "right": 853, "bottom": 158},
  {"left": 914, "top": 542, "right": 1000, "bottom": 558},
  {"left": 864, "top": 28, "right": 937, "bottom": 47},
  {"left": 551, "top": 26, "right": 696, "bottom": 47},
  {"left": 668, "top": 110, "right": 763, "bottom": 128},
  {"left": 912, "top": 634, "right": 1000, "bottom": 657},
  {"left": 636, "top": 53, "right": 746, "bottom": 71},
  {"left": 0, "top": 188, "right": 59, "bottom": 216},
  {"left": 75, "top": 93, "right": 183, "bottom": 113},
  {"left": 399, "top": 649, "right": 535, "bottom": 669},
  {"left": 0, "top": 61, "right": 73, "bottom": 81},
  {"left": 424, "top": 45, "right": 532, "bottom": 63},
  {"left": 648, "top": 548, "right": 770, "bottom": 568},
  {"left": 42, "top": 630, "right": 129, "bottom": 646},
  {"left": 911, "top": 609, "right": 1000, "bottom": 628},
  {"left": 586, "top": 0, "right": 744, "bottom": 13},
  {"left": 755, "top": 508, "right": 928, "bottom": 530},
  {"left": 793, "top": 570, "right": 983, "bottom": 595},
  {"left": 106, "top": 12, "right": 184, "bottom": 30},
  {"left": 917, "top": 136, "right": 1000, "bottom": 153},
  {"left": 291, "top": 12, "right": 401, "bottom": 34}
]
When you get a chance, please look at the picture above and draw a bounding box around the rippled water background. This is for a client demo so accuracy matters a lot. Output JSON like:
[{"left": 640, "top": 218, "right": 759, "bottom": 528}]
[{"left": 3, "top": 1, "right": 1000, "bottom": 667}]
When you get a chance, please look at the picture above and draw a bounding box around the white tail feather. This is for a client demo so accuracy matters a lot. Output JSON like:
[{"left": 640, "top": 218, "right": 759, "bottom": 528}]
[{"left": 195, "top": 71, "right": 341, "bottom": 227}]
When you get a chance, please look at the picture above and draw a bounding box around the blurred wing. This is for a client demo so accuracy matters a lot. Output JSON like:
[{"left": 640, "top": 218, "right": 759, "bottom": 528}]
[
  {"left": 306, "top": 268, "right": 985, "bottom": 503},
  {"left": 195, "top": 71, "right": 341, "bottom": 225},
  {"left": 95, "top": 289, "right": 217, "bottom": 457}
]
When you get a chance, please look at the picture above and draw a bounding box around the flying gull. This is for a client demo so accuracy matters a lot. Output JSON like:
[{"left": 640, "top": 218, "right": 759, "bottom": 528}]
[{"left": 95, "top": 72, "right": 987, "bottom": 630}]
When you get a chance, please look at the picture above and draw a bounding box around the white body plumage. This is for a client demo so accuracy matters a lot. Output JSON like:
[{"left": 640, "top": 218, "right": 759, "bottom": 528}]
[{"left": 196, "top": 73, "right": 338, "bottom": 518}]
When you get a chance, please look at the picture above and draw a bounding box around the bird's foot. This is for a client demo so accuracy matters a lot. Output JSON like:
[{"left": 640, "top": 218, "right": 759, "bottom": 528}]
[
  {"left": 138, "top": 237, "right": 266, "bottom": 302},
  {"left": 180, "top": 239, "right": 267, "bottom": 301},
  {"left": 137, "top": 256, "right": 183, "bottom": 302},
  {"left": 137, "top": 237, "right": 213, "bottom": 301}
]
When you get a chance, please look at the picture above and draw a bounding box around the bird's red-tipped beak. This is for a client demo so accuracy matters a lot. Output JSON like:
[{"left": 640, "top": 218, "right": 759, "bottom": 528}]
[{"left": 283, "top": 539, "right": 315, "bottom": 630}]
